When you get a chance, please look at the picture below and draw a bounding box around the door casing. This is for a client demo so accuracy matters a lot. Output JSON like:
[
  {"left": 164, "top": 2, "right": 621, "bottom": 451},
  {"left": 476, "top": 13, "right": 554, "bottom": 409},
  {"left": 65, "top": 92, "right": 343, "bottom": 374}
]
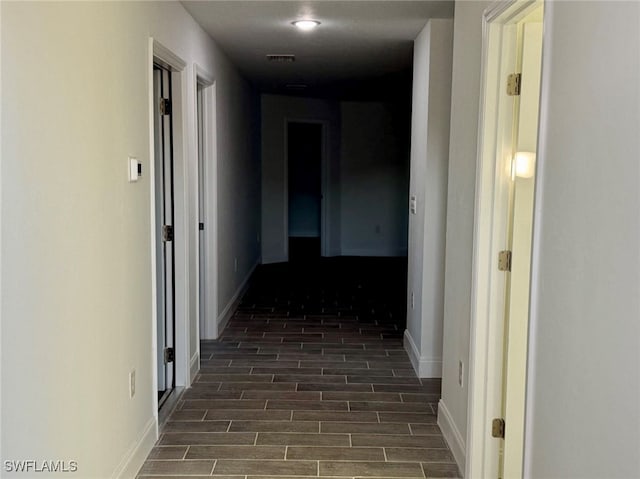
[
  {"left": 466, "top": 1, "right": 544, "bottom": 477},
  {"left": 194, "top": 64, "right": 218, "bottom": 344},
  {"left": 148, "top": 38, "right": 192, "bottom": 427},
  {"left": 153, "top": 63, "right": 176, "bottom": 409}
]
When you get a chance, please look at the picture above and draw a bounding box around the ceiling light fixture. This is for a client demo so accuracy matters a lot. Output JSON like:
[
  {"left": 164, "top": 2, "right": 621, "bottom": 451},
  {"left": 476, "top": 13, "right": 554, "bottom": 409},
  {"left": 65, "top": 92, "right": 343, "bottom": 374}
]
[{"left": 292, "top": 20, "right": 320, "bottom": 31}]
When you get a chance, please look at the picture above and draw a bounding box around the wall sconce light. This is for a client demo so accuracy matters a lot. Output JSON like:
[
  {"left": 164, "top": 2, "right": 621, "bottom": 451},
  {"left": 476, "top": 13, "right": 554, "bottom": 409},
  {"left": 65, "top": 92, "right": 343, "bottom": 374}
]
[{"left": 512, "top": 151, "right": 536, "bottom": 179}]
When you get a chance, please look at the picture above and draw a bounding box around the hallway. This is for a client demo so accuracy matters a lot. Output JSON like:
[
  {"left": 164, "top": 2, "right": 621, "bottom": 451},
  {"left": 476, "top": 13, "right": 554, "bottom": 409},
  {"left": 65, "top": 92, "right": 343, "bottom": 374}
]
[{"left": 138, "top": 259, "right": 459, "bottom": 478}]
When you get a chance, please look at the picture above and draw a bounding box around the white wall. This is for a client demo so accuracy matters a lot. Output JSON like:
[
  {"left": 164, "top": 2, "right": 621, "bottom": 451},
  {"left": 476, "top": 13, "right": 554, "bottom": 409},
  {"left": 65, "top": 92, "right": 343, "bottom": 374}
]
[
  {"left": 404, "top": 19, "right": 453, "bottom": 378},
  {"left": 216, "top": 74, "right": 261, "bottom": 328},
  {"left": 438, "top": 0, "right": 492, "bottom": 467},
  {"left": 261, "top": 95, "right": 341, "bottom": 262},
  {"left": 525, "top": 2, "right": 640, "bottom": 477},
  {"left": 340, "top": 102, "right": 409, "bottom": 257},
  {"left": 1, "top": 2, "right": 258, "bottom": 477}
]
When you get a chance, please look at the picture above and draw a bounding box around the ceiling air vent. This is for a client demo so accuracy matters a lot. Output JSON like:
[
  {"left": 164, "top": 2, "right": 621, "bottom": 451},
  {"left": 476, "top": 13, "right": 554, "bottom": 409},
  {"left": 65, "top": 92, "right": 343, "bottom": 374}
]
[
  {"left": 267, "top": 54, "right": 296, "bottom": 63},
  {"left": 285, "top": 84, "right": 308, "bottom": 90}
]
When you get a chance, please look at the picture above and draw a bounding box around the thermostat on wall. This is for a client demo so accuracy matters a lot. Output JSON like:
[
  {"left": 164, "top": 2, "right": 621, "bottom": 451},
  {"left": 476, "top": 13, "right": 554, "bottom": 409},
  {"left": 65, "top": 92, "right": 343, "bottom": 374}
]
[{"left": 128, "top": 157, "right": 142, "bottom": 182}]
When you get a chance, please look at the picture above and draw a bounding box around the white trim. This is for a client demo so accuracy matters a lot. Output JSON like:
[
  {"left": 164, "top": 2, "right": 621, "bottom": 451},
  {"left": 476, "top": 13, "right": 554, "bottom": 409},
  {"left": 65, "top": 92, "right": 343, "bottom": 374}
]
[
  {"left": 152, "top": 40, "right": 186, "bottom": 72},
  {"left": 340, "top": 247, "right": 408, "bottom": 258},
  {"left": 149, "top": 37, "right": 191, "bottom": 407},
  {"left": 172, "top": 50, "right": 189, "bottom": 390},
  {"left": 403, "top": 329, "right": 442, "bottom": 378},
  {"left": 111, "top": 417, "right": 156, "bottom": 479},
  {"left": 438, "top": 400, "right": 466, "bottom": 473},
  {"left": 216, "top": 261, "right": 259, "bottom": 337},
  {"left": 195, "top": 64, "right": 214, "bottom": 87},
  {"left": 203, "top": 82, "right": 219, "bottom": 340},
  {"left": 189, "top": 351, "right": 200, "bottom": 384}
]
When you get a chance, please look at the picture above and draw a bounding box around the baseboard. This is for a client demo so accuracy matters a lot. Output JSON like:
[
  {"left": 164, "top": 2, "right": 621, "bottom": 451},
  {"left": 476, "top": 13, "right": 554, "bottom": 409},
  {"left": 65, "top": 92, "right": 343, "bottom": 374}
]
[
  {"left": 261, "top": 254, "right": 286, "bottom": 265},
  {"left": 189, "top": 351, "right": 200, "bottom": 384},
  {"left": 112, "top": 416, "right": 157, "bottom": 479},
  {"left": 403, "top": 329, "right": 442, "bottom": 378},
  {"left": 404, "top": 329, "right": 421, "bottom": 373},
  {"left": 340, "top": 247, "right": 408, "bottom": 257},
  {"left": 217, "top": 261, "right": 258, "bottom": 336},
  {"left": 438, "top": 399, "right": 466, "bottom": 474}
]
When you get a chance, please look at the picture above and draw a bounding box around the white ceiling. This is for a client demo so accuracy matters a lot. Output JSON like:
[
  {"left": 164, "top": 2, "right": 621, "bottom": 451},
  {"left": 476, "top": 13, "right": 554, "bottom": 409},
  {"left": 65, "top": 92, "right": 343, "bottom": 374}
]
[{"left": 182, "top": 1, "right": 454, "bottom": 98}]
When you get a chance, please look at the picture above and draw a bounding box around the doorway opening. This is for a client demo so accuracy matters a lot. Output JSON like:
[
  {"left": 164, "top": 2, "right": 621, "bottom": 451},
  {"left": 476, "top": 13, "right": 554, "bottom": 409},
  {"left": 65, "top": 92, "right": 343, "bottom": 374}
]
[
  {"left": 466, "top": 1, "right": 544, "bottom": 478},
  {"left": 286, "top": 121, "right": 325, "bottom": 262},
  {"left": 195, "top": 70, "right": 218, "bottom": 343},
  {"left": 197, "top": 82, "right": 205, "bottom": 346},
  {"left": 153, "top": 63, "right": 176, "bottom": 410}
]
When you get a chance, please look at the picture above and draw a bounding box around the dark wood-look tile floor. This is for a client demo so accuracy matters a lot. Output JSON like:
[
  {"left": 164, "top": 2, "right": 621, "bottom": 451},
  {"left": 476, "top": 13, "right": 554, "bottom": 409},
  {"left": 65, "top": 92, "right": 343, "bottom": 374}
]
[{"left": 138, "top": 258, "right": 460, "bottom": 479}]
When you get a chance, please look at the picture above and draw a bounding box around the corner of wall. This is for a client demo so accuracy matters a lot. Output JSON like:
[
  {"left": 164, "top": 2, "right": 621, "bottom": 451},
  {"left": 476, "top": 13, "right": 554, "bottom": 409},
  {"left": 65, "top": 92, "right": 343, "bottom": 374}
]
[{"left": 403, "top": 329, "right": 442, "bottom": 378}]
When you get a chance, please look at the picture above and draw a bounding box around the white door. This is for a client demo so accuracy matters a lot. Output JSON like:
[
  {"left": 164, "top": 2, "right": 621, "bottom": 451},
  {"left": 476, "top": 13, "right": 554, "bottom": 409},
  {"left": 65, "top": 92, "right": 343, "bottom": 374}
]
[
  {"left": 500, "top": 14, "right": 543, "bottom": 479},
  {"left": 153, "top": 64, "right": 176, "bottom": 408}
]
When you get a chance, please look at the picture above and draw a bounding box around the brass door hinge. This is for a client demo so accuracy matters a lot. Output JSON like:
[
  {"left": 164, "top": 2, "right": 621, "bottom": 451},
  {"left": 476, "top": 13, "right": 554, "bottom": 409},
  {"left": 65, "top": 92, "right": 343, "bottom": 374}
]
[
  {"left": 492, "top": 418, "right": 506, "bottom": 438},
  {"left": 162, "top": 225, "right": 174, "bottom": 242},
  {"left": 164, "top": 347, "right": 175, "bottom": 364},
  {"left": 160, "top": 98, "right": 172, "bottom": 115},
  {"left": 498, "top": 250, "right": 512, "bottom": 272},
  {"left": 507, "top": 73, "right": 521, "bottom": 96}
]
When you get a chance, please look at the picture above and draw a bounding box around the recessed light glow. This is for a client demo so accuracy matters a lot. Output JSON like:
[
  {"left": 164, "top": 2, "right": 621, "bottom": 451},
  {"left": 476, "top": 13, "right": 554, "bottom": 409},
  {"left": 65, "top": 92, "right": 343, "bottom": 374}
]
[
  {"left": 512, "top": 151, "right": 536, "bottom": 179},
  {"left": 293, "top": 20, "right": 320, "bottom": 31}
]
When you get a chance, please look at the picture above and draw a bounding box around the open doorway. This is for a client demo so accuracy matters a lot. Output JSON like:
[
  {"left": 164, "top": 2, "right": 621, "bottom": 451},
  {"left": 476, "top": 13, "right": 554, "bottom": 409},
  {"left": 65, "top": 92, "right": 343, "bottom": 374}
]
[
  {"left": 153, "top": 63, "right": 176, "bottom": 409},
  {"left": 286, "top": 121, "right": 324, "bottom": 262},
  {"left": 195, "top": 69, "right": 218, "bottom": 342},
  {"left": 466, "top": 1, "right": 544, "bottom": 478},
  {"left": 150, "top": 41, "right": 189, "bottom": 415},
  {"left": 197, "top": 81, "right": 205, "bottom": 347}
]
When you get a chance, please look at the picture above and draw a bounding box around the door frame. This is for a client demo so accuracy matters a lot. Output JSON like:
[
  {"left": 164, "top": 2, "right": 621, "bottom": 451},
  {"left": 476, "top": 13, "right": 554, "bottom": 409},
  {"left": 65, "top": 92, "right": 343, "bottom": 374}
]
[
  {"left": 153, "top": 62, "right": 176, "bottom": 409},
  {"left": 465, "top": 1, "right": 544, "bottom": 477},
  {"left": 148, "top": 38, "right": 191, "bottom": 421},
  {"left": 283, "top": 118, "right": 329, "bottom": 259},
  {"left": 194, "top": 64, "right": 219, "bottom": 345}
]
